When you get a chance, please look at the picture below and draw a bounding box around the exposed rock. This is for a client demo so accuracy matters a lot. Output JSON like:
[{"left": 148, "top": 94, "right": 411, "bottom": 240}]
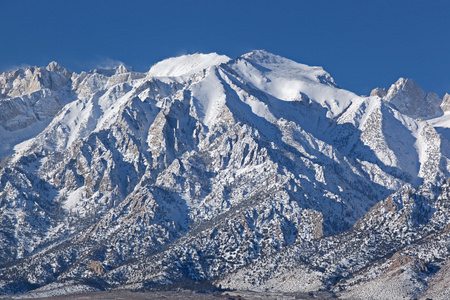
[
  {"left": 441, "top": 93, "right": 450, "bottom": 112},
  {"left": 385, "top": 78, "right": 425, "bottom": 116},
  {"left": 87, "top": 261, "right": 105, "bottom": 276},
  {"left": 383, "top": 78, "right": 444, "bottom": 117},
  {"left": 418, "top": 92, "right": 442, "bottom": 117},
  {"left": 370, "top": 87, "right": 387, "bottom": 97}
]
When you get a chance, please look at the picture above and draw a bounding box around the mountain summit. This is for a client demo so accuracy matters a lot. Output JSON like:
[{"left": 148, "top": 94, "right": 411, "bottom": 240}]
[
  {"left": 385, "top": 77, "right": 442, "bottom": 117},
  {"left": 148, "top": 52, "right": 231, "bottom": 77},
  {"left": 1, "top": 51, "right": 450, "bottom": 299}
]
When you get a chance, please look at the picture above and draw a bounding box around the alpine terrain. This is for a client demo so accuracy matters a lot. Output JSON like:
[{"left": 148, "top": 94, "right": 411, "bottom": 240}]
[{"left": 1, "top": 50, "right": 450, "bottom": 299}]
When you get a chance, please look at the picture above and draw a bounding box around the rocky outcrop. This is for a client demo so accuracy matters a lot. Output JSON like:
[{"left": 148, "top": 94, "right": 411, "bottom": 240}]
[
  {"left": 441, "top": 93, "right": 450, "bottom": 112},
  {"left": 385, "top": 78, "right": 425, "bottom": 116},
  {"left": 370, "top": 87, "right": 387, "bottom": 97},
  {"left": 384, "top": 78, "right": 443, "bottom": 117},
  {"left": 418, "top": 92, "right": 442, "bottom": 117},
  {"left": 0, "top": 62, "right": 71, "bottom": 99}
]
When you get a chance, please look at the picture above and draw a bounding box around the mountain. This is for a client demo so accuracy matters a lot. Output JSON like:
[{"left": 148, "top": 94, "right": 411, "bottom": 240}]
[{"left": 0, "top": 50, "right": 450, "bottom": 299}]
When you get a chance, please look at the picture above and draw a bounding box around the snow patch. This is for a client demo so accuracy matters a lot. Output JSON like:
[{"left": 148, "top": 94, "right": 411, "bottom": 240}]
[{"left": 191, "top": 67, "right": 228, "bottom": 127}]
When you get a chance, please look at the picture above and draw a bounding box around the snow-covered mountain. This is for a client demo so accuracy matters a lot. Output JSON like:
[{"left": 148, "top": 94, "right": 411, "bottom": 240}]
[{"left": 1, "top": 50, "right": 450, "bottom": 299}]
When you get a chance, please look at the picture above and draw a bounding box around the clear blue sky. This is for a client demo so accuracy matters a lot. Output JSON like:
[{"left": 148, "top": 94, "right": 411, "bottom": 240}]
[{"left": 1, "top": 0, "right": 449, "bottom": 96}]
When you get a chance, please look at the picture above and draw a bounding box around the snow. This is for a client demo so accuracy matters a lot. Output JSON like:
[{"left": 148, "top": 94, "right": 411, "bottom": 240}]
[
  {"left": 64, "top": 187, "right": 85, "bottom": 210},
  {"left": 230, "top": 50, "right": 359, "bottom": 118},
  {"left": 148, "top": 53, "right": 231, "bottom": 77},
  {"left": 190, "top": 67, "right": 228, "bottom": 127},
  {"left": 428, "top": 111, "right": 450, "bottom": 128},
  {"left": 94, "top": 84, "right": 133, "bottom": 131},
  {"left": 427, "top": 111, "right": 450, "bottom": 141},
  {"left": 411, "top": 122, "right": 426, "bottom": 172},
  {"left": 217, "top": 67, "right": 278, "bottom": 125},
  {"left": 346, "top": 97, "right": 381, "bottom": 130},
  {"left": 59, "top": 97, "right": 93, "bottom": 149},
  {"left": 13, "top": 281, "right": 100, "bottom": 299}
]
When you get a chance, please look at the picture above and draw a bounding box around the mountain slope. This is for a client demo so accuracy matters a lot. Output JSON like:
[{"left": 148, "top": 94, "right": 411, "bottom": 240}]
[{"left": 0, "top": 50, "right": 449, "bottom": 297}]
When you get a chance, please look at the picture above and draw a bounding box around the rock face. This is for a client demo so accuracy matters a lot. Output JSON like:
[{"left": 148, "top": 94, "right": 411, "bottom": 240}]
[
  {"left": 384, "top": 78, "right": 443, "bottom": 117},
  {"left": 219, "top": 181, "right": 450, "bottom": 299},
  {"left": 370, "top": 87, "right": 387, "bottom": 97},
  {"left": 420, "top": 92, "right": 442, "bottom": 117},
  {"left": 0, "top": 63, "right": 73, "bottom": 156},
  {"left": 441, "top": 93, "right": 450, "bottom": 112},
  {"left": 0, "top": 51, "right": 450, "bottom": 298},
  {"left": 385, "top": 78, "right": 426, "bottom": 116}
]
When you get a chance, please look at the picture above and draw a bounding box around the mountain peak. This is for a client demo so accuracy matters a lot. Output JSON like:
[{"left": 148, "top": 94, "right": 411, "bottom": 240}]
[
  {"left": 384, "top": 78, "right": 444, "bottom": 117},
  {"left": 114, "top": 64, "right": 134, "bottom": 74},
  {"left": 390, "top": 78, "right": 422, "bottom": 92},
  {"left": 441, "top": 93, "right": 450, "bottom": 112},
  {"left": 238, "top": 50, "right": 338, "bottom": 89},
  {"left": 241, "top": 49, "right": 302, "bottom": 67},
  {"left": 148, "top": 52, "right": 231, "bottom": 77},
  {"left": 46, "top": 61, "right": 63, "bottom": 72},
  {"left": 241, "top": 49, "right": 279, "bottom": 61}
]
